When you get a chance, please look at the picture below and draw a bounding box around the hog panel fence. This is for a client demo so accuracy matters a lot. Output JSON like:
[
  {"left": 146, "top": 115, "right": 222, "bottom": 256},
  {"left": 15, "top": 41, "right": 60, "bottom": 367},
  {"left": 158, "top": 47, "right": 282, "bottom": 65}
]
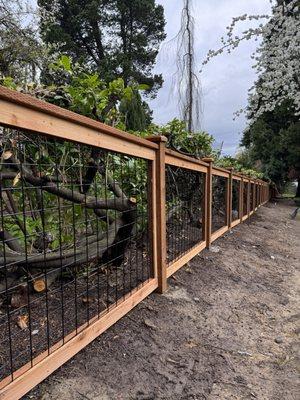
[
  {"left": 0, "top": 86, "right": 270, "bottom": 399},
  {"left": 166, "top": 164, "right": 205, "bottom": 265},
  {"left": 212, "top": 175, "right": 228, "bottom": 233}
]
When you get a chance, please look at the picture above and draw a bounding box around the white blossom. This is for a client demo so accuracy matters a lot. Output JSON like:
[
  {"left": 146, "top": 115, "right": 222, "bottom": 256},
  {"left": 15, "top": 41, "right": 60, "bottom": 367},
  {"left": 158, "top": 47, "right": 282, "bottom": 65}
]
[{"left": 202, "top": 0, "right": 300, "bottom": 120}]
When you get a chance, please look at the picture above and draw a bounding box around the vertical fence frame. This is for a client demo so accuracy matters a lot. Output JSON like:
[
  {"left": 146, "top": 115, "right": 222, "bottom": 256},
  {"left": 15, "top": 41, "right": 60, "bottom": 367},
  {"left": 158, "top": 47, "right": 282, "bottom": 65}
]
[{"left": 147, "top": 136, "right": 167, "bottom": 293}]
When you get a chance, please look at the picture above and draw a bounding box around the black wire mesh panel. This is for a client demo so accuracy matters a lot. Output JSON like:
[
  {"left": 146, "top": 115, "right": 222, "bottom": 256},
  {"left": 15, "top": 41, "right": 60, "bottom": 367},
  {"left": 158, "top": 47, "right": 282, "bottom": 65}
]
[
  {"left": 250, "top": 183, "right": 255, "bottom": 211},
  {"left": 256, "top": 185, "right": 260, "bottom": 208},
  {"left": 232, "top": 179, "right": 240, "bottom": 221},
  {"left": 212, "top": 176, "right": 227, "bottom": 232},
  {"left": 166, "top": 165, "right": 205, "bottom": 265},
  {"left": 243, "top": 182, "right": 248, "bottom": 217},
  {"left": 0, "top": 127, "right": 151, "bottom": 382}
]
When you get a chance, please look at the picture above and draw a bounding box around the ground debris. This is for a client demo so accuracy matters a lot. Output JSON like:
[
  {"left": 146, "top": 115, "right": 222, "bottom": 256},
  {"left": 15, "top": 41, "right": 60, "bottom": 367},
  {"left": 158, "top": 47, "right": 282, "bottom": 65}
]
[
  {"left": 144, "top": 318, "right": 157, "bottom": 330},
  {"left": 17, "top": 315, "right": 28, "bottom": 330}
]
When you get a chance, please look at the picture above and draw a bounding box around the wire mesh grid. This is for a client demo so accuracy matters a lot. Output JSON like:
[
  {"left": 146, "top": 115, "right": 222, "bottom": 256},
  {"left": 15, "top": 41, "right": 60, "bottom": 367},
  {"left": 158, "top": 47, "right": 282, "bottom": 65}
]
[
  {"left": 243, "top": 182, "right": 249, "bottom": 217},
  {"left": 232, "top": 179, "right": 240, "bottom": 221},
  {"left": 256, "top": 185, "right": 260, "bottom": 208},
  {"left": 0, "top": 127, "right": 152, "bottom": 382},
  {"left": 165, "top": 165, "right": 205, "bottom": 265},
  {"left": 212, "top": 175, "right": 227, "bottom": 232},
  {"left": 250, "top": 183, "right": 255, "bottom": 211}
]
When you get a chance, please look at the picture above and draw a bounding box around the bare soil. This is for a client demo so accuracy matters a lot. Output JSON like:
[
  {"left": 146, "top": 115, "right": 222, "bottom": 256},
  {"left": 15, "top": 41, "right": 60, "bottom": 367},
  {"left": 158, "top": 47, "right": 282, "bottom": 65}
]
[{"left": 25, "top": 199, "right": 300, "bottom": 400}]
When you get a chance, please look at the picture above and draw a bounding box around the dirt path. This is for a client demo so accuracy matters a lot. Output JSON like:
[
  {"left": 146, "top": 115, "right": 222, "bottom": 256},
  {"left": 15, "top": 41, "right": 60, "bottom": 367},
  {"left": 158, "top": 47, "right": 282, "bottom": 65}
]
[{"left": 25, "top": 199, "right": 300, "bottom": 400}]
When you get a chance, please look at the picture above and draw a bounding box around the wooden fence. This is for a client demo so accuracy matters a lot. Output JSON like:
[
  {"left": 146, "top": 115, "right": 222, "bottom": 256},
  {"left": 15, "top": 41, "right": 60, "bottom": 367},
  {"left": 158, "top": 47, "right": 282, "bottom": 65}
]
[{"left": 0, "top": 86, "right": 270, "bottom": 399}]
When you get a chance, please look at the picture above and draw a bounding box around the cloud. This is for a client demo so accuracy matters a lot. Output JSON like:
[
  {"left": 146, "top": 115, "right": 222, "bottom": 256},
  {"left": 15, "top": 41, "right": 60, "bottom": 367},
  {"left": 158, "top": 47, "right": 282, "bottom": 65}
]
[{"left": 150, "top": 0, "right": 272, "bottom": 155}]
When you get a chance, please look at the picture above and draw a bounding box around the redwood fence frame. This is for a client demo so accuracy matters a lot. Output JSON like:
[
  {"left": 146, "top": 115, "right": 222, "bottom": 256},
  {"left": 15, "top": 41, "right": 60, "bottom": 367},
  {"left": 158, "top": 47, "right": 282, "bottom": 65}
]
[{"left": 0, "top": 86, "right": 270, "bottom": 399}]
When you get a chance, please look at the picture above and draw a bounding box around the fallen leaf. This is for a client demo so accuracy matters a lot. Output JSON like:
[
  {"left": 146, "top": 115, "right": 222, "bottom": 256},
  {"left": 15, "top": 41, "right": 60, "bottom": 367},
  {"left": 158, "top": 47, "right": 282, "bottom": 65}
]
[
  {"left": 186, "top": 340, "right": 199, "bottom": 348},
  {"left": 2, "top": 150, "right": 12, "bottom": 160},
  {"left": 144, "top": 318, "right": 157, "bottom": 330},
  {"left": 13, "top": 172, "right": 21, "bottom": 186},
  {"left": 82, "top": 296, "right": 95, "bottom": 304},
  {"left": 166, "top": 357, "right": 181, "bottom": 365},
  {"left": 17, "top": 315, "right": 28, "bottom": 330},
  {"left": 11, "top": 285, "right": 28, "bottom": 309}
]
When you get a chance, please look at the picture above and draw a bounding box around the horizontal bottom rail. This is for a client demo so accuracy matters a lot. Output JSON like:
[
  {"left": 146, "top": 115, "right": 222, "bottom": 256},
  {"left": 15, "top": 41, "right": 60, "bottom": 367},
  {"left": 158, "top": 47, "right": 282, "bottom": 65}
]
[
  {"left": 231, "top": 219, "right": 240, "bottom": 228},
  {"left": 211, "top": 225, "right": 228, "bottom": 243},
  {"left": 167, "top": 241, "right": 206, "bottom": 278},
  {"left": 0, "top": 279, "right": 158, "bottom": 400}
]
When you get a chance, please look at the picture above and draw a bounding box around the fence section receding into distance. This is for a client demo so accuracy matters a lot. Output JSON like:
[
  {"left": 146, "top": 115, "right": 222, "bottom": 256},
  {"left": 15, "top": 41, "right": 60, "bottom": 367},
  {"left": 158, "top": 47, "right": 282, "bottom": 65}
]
[{"left": 0, "top": 86, "right": 270, "bottom": 399}]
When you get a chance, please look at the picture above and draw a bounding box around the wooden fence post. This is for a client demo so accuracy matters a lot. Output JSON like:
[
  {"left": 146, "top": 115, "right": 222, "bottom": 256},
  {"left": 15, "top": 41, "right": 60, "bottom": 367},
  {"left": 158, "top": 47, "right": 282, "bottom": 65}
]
[
  {"left": 202, "top": 158, "right": 213, "bottom": 248},
  {"left": 147, "top": 135, "right": 167, "bottom": 293},
  {"left": 227, "top": 167, "right": 233, "bottom": 229}
]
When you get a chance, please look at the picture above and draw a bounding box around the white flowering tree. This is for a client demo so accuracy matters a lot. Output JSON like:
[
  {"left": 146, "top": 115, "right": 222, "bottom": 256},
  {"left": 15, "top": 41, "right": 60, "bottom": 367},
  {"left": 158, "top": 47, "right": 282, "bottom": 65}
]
[
  {"left": 202, "top": 0, "right": 300, "bottom": 193},
  {"left": 202, "top": 0, "right": 300, "bottom": 120}
]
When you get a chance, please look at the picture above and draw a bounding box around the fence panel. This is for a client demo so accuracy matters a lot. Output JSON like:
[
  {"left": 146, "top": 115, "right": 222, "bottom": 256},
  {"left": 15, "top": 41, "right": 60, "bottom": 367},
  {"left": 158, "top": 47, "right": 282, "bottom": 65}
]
[
  {"left": 211, "top": 168, "right": 230, "bottom": 241},
  {"left": 164, "top": 153, "right": 207, "bottom": 278}
]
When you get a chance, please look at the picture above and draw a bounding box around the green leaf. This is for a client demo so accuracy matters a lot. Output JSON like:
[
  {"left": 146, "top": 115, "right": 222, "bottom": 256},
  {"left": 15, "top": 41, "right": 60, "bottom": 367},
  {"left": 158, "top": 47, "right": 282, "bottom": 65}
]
[
  {"left": 59, "top": 55, "right": 72, "bottom": 72},
  {"left": 137, "top": 84, "right": 150, "bottom": 91}
]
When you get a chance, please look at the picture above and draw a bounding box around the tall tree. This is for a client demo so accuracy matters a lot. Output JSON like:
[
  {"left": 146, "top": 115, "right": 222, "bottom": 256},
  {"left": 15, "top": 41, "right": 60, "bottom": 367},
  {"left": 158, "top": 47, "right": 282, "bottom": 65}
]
[
  {"left": 38, "top": 0, "right": 166, "bottom": 96},
  {"left": 174, "top": 0, "right": 201, "bottom": 132},
  {"left": 242, "top": 100, "right": 300, "bottom": 192},
  {"left": 0, "top": 0, "right": 43, "bottom": 82}
]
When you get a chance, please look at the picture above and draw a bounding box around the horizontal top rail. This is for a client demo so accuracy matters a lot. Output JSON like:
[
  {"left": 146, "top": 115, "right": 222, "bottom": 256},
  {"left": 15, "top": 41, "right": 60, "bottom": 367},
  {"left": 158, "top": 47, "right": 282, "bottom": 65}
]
[
  {"left": 165, "top": 148, "right": 209, "bottom": 173},
  {"left": 232, "top": 174, "right": 242, "bottom": 181},
  {"left": 165, "top": 148, "right": 209, "bottom": 168},
  {"left": 212, "top": 165, "right": 230, "bottom": 175},
  {"left": 0, "top": 86, "right": 159, "bottom": 160},
  {"left": 212, "top": 165, "right": 230, "bottom": 178}
]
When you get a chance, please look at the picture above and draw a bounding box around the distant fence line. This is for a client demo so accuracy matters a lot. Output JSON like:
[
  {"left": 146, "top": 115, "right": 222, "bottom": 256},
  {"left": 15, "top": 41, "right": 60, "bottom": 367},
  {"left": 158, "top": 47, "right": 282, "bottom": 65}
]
[{"left": 0, "top": 86, "right": 270, "bottom": 399}]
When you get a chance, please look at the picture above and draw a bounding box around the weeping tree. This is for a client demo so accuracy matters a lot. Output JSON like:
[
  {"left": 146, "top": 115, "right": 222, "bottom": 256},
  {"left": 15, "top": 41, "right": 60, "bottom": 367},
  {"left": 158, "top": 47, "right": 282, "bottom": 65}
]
[{"left": 174, "top": 0, "right": 202, "bottom": 132}]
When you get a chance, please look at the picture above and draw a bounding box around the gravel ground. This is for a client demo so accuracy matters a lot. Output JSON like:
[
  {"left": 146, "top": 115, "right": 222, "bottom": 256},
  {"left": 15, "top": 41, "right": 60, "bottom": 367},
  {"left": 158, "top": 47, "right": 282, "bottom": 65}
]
[{"left": 24, "top": 199, "right": 300, "bottom": 400}]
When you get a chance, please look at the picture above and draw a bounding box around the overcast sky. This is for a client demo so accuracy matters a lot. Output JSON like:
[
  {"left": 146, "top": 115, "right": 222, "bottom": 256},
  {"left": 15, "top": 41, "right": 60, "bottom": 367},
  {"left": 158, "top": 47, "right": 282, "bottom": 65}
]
[{"left": 150, "top": 0, "right": 272, "bottom": 155}]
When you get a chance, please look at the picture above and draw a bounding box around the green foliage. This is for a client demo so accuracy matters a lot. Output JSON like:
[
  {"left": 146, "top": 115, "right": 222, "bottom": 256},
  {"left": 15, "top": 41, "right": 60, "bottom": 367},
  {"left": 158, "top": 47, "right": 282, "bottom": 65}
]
[
  {"left": 119, "top": 90, "right": 153, "bottom": 131},
  {"left": 9, "top": 55, "right": 137, "bottom": 130},
  {"left": 215, "top": 154, "right": 263, "bottom": 179},
  {"left": 242, "top": 100, "right": 299, "bottom": 189},
  {"left": 5, "top": 55, "right": 152, "bottom": 131},
  {"left": 136, "top": 118, "right": 214, "bottom": 158}
]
